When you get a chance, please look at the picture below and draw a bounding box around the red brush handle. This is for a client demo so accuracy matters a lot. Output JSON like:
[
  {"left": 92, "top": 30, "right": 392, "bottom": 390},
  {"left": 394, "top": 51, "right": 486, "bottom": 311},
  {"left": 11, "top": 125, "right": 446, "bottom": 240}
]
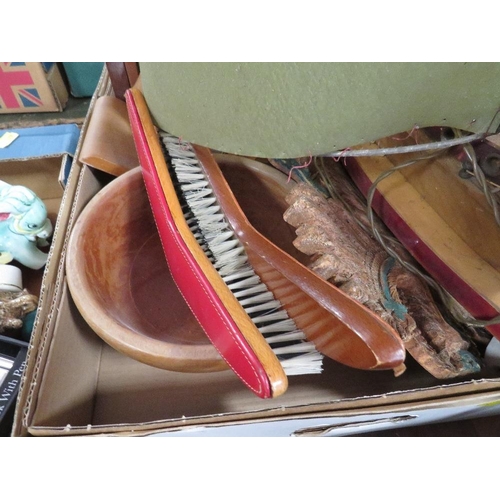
[{"left": 125, "top": 89, "right": 274, "bottom": 399}]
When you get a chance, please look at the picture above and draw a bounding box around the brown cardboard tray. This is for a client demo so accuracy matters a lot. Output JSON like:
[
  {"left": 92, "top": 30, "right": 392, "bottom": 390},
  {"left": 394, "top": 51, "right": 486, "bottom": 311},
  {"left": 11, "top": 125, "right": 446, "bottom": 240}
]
[{"left": 12, "top": 68, "right": 500, "bottom": 437}]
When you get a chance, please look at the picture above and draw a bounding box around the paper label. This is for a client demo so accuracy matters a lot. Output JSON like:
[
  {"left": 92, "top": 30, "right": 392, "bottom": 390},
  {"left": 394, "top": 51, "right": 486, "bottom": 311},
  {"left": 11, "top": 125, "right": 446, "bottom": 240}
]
[{"left": 0, "top": 132, "right": 19, "bottom": 149}]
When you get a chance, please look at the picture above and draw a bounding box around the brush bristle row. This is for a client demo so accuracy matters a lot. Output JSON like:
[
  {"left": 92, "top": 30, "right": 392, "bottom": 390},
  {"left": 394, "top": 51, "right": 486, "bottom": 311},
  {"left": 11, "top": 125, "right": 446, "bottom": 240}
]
[{"left": 160, "top": 132, "right": 323, "bottom": 375}]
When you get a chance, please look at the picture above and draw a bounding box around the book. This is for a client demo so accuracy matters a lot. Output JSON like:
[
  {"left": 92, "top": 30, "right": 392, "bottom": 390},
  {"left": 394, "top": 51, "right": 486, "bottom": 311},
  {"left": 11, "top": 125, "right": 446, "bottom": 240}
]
[
  {"left": 0, "top": 355, "right": 14, "bottom": 385},
  {"left": 0, "top": 335, "right": 29, "bottom": 435}
]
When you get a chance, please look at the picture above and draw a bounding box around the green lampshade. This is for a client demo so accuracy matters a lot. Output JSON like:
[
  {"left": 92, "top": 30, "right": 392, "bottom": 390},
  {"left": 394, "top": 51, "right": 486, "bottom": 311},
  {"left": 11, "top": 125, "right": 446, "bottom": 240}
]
[{"left": 140, "top": 62, "right": 500, "bottom": 159}]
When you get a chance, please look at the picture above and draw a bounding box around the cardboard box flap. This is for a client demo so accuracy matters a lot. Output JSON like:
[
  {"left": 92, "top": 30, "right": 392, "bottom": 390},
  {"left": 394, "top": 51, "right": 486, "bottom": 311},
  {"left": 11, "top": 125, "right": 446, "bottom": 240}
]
[
  {"left": 0, "top": 125, "right": 81, "bottom": 187},
  {"left": 0, "top": 125, "right": 80, "bottom": 161},
  {"left": 27, "top": 269, "right": 500, "bottom": 435}
]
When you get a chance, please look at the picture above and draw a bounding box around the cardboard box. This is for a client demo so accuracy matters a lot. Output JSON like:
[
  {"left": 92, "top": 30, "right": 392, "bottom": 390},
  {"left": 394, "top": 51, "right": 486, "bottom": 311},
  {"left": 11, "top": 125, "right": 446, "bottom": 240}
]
[
  {"left": 0, "top": 123, "right": 80, "bottom": 435},
  {"left": 0, "top": 124, "right": 80, "bottom": 186},
  {"left": 6, "top": 152, "right": 79, "bottom": 437},
  {"left": 0, "top": 63, "right": 69, "bottom": 114},
  {"left": 12, "top": 67, "right": 500, "bottom": 437},
  {"left": 62, "top": 63, "right": 104, "bottom": 98}
]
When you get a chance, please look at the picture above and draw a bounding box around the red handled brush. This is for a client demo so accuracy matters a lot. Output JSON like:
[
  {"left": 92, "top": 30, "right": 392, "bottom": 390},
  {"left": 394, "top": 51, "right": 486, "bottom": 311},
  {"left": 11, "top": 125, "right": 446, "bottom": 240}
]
[{"left": 126, "top": 88, "right": 406, "bottom": 399}]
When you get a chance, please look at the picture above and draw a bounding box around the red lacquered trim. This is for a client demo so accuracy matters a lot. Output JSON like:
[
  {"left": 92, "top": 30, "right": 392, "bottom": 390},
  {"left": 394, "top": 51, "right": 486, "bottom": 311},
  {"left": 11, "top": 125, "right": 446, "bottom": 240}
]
[
  {"left": 346, "top": 157, "right": 500, "bottom": 340},
  {"left": 125, "top": 90, "right": 272, "bottom": 398}
]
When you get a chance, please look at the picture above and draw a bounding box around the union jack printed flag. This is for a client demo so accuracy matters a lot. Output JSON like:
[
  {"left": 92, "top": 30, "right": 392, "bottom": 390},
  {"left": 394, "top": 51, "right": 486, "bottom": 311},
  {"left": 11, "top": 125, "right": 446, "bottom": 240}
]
[{"left": 0, "top": 62, "right": 44, "bottom": 109}]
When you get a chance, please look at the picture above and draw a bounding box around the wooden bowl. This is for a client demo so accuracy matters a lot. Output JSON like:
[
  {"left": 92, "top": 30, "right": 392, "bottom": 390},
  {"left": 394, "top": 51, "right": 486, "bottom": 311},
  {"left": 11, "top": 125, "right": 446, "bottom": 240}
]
[{"left": 66, "top": 167, "right": 228, "bottom": 372}]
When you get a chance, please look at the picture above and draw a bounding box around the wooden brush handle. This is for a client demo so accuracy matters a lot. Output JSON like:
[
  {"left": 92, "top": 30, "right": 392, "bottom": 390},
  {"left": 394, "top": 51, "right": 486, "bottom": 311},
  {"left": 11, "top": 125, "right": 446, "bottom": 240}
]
[
  {"left": 194, "top": 146, "right": 407, "bottom": 372},
  {"left": 126, "top": 88, "right": 288, "bottom": 398}
]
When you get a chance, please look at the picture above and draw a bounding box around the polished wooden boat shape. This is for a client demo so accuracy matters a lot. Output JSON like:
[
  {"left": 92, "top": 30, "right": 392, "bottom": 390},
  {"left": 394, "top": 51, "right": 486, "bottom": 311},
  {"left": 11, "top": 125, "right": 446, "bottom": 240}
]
[{"left": 346, "top": 136, "right": 500, "bottom": 340}]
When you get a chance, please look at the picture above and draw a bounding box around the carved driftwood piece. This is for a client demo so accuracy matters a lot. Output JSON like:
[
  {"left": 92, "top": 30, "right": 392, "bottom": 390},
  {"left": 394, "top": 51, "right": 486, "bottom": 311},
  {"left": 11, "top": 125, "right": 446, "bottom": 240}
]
[{"left": 283, "top": 163, "right": 481, "bottom": 379}]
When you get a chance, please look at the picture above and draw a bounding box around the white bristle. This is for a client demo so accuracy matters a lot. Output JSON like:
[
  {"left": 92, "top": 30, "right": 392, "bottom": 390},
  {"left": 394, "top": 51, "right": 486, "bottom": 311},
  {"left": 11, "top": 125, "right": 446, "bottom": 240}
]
[
  {"left": 237, "top": 292, "right": 276, "bottom": 307},
  {"left": 258, "top": 318, "right": 298, "bottom": 333},
  {"left": 160, "top": 131, "right": 323, "bottom": 376},
  {"left": 225, "top": 275, "right": 261, "bottom": 290},
  {"left": 214, "top": 258, "right": 249, "bottom": 276},
  {"left": 281, "top": 352, "right": 324, "bottom": 375},
  {"left": 244, "top": 301, "right": 283, "bottom": 315},
  {"left": 212, "top": 242, "right": 245, "bottom": 257},
  {"left": 222, "top": 268, "right": 256, "bottom": 282},
  {"left": 231, "top": 283, "right": 269, "bottom": 299},
  {"left": 212, "top": 240, "right": 243, "bottom": 256},
  {"left": 264, "top": 330, "right": 309, "bottom": 344},
  {"left": 252, "top": 312, "right": 292, "bottom": 325},
  {"left": 272, "top": 342, "right": 319, "bottom": 355}
]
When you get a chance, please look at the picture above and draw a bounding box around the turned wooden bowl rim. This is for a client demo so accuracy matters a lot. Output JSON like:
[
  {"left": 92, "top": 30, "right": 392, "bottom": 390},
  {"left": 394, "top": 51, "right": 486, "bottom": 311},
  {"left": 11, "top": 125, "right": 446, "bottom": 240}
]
[{"left": 66, "top": 166, "right": 227, "bottom": 372}]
